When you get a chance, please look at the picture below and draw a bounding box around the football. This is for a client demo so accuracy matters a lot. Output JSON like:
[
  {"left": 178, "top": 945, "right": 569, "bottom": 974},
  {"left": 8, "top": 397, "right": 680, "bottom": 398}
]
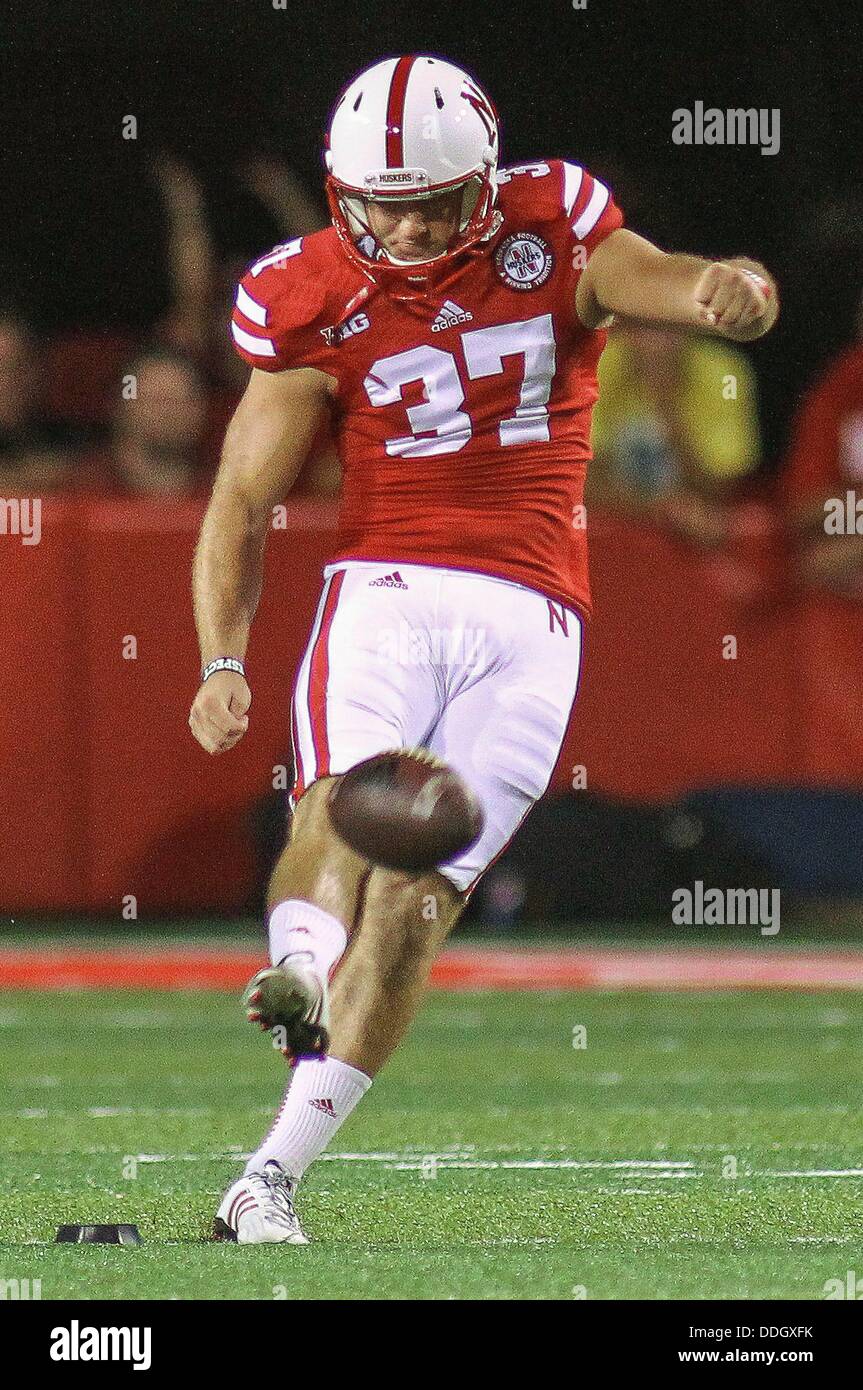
[{"left": 327, "top": 749, "right": 484, "bottom": 872}]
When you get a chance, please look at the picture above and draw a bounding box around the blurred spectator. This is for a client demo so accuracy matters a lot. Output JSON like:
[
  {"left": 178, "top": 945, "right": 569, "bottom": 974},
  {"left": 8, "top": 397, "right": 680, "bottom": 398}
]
[
  {"left": 782, "top": 295, "right": 863, "bottom": 599},
  {"left": 4, "top": 157, "right": 343, "bottom": 501},
  {"left": 149, "top": 155, "right": 218, "bottom": 365},
  {"left": 0, "top": 308, "right": 74, "bottom": 494},
  {"left": 78, "top": 348, "right": 210, "bottom": 496},
  {"left": 151, "top": 153, "right": 325, "bottom": 397},
  {"left": 149, "top": 154, "right": 338, "bottom": 497},
  {"left": 588, "top": 324, "right": 761, "bottom": 548},
  {"left": 235, "top": 155, "right": 328, "bottom": 240},
  {"left": 781, "top": 195, "right": 863, "bottom": 397}
]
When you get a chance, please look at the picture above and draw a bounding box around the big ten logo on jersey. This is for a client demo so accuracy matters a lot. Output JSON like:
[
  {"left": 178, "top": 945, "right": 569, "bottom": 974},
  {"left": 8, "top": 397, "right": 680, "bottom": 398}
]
[{"left": 320, "top": 312, "right": 371, "bottom": 348}]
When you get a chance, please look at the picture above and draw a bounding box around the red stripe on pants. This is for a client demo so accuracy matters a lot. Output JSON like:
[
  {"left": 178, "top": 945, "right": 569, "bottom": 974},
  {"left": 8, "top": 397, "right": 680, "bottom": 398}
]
[
  {"left": 306, "top": 570, "right": 345, "bottom": 781},
  {"left": 290, "top": 699, "right": 304, "bottom": 802}
]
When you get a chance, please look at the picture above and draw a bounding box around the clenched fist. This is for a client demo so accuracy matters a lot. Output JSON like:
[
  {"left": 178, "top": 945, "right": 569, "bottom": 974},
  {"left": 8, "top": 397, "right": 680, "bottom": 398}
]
[
  {"left": 189, "top": 669, "right": 251, "bottom": 755},
  {"left": 693, "top": 261, "right": 774, "bottom": 340}
]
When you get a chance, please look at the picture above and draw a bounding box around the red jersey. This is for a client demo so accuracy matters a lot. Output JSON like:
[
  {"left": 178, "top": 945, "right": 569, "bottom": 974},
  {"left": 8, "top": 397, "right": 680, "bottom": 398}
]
[{"left": 231, "top": 159, "right": 623, "bottom": 617}]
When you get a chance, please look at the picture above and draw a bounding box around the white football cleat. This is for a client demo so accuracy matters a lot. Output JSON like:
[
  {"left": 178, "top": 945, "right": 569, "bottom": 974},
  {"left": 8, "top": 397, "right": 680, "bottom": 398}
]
[
  {"left": 242, "top": 958, "right": 329, "bottom": 1059},
  {"left": 214, "top": 1160, "right": 309, "bottom": 1245}
]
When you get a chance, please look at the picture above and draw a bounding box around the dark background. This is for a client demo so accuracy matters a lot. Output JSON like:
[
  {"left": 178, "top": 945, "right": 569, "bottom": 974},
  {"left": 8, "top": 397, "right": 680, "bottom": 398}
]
[{"left": 3, "top": 0, "right": 862, "bottom": 465}]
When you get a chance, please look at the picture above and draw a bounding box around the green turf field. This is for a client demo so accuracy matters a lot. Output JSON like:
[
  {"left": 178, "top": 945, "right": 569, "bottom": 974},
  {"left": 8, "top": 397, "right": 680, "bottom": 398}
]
[{"left": 2, "top": 987, "right": 862, "bottom": 1300}]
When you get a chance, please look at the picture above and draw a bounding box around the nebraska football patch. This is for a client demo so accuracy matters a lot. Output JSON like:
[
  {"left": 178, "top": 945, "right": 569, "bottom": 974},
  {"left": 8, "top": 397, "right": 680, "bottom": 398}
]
[{"left": 494, "top": 232, "right": 554, "bottom": 290}]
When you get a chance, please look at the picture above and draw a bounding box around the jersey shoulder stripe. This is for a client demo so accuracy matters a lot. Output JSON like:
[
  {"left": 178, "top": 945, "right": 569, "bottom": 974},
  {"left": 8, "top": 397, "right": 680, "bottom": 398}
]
[
  {"left": 572, "top": 176, "right": 611, "bottom": 240},
  {"left": 235, "top": 283, "right": 268, "bottom": 327},
  {"left": 562, "top": 161, "right": 584, "bottom": 216},
  {"left": 565, "top": 164, "right": 623, "bottom": 248},
  {"left": 496, "top": 158, "right": 622, "bottom": 246},
  {"left": 231, "top": 319, "right": 277, "bottom": 358},
  {"left": 230, "top": 227, "right": 352, "bottom": 371}
]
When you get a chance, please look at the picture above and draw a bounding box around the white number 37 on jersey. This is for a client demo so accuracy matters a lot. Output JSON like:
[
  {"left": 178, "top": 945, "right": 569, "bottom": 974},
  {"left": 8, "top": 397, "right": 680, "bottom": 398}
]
[{"left": 364, "top": 313, "right": 556, "bottom": 457}]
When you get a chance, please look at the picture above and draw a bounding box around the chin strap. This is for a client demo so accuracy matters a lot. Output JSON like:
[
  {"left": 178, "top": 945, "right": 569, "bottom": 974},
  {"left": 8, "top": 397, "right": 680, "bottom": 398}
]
[{"left": 332, "top": 213, "right": 504, "bottom": 329}]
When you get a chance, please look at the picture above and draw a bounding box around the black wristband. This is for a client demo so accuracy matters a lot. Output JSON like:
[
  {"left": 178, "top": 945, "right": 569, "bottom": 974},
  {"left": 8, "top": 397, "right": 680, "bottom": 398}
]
[{"left": 202, "top": 657, "right": 246, "bottom": 682}]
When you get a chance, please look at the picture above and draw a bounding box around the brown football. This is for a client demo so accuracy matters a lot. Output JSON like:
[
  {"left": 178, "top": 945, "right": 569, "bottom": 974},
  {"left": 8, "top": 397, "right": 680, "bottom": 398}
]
[{"left": 327, "top": 750, "right": 484, "bottom": 872}]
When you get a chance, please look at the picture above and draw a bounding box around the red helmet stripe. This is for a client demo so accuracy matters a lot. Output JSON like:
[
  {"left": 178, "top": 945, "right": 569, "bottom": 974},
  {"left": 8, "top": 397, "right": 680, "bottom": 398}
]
[{"left": 385, "top": 55, "right": 415, "bottom": 167}]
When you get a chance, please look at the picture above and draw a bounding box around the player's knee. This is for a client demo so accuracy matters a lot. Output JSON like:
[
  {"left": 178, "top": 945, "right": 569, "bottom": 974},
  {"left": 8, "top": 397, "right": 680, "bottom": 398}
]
[
  {"left": 376, "top": 867, "right": 460, "bottom": 924},
  {"left": 266, "top": 776, "right": 367, "bottom": 911},
  {"left": 289, "top": 777, "right": 340, "bottom": 844}
]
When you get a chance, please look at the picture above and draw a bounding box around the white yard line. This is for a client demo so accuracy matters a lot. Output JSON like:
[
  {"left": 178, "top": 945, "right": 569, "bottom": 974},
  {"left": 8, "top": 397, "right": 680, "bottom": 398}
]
[
  {"left": 8, "top": 1106, "right": 221, "bottom": 1119},
  {"left": 82, "top": 1151, "right": 699, "bottom": 1172},
  {"left": 109, "top": 1154, "right": 863, "bottom": 1180},
  {"left": 756, "top": 1168, "right": 863, "bottom": 1178},
  {"left": 391, "top": 1162, "right": 701, "bottom": 1176},
  {"left": 12, "top": 1126, "right": 863, "bottom": 1181},
  {"left": 392, "top": 1159, "right": 696, "bottom": 1171},
  {"left": 788, "top": 1235, "right": 856, "bottom": 1244}
]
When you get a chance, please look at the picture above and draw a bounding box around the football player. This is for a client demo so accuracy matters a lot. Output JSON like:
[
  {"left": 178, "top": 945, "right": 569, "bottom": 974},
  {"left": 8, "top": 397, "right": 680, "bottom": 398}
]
[{"left": 189, "top": 55, "right": 778, "bottom": 1243}]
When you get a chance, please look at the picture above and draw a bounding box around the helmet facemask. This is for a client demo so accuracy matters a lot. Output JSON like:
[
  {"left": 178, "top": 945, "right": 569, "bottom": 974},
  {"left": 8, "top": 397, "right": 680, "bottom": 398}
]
[{"left": 326, "top": 165, "right": 499, "bottom": 276}]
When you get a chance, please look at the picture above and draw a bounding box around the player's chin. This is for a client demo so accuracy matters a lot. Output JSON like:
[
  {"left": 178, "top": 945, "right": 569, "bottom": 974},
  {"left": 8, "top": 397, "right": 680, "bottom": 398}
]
[{"left": 390, "top": 244, "right": 437, "bottom": 261}]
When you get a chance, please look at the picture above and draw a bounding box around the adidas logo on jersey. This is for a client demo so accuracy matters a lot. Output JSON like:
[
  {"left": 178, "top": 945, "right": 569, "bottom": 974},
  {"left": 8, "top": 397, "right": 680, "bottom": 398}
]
[
  {"left": 431, "top": 300, "right": 473, "bottom": 332},
  {"left": 369, "top": 571, "right": 408, "bottom": 589}
]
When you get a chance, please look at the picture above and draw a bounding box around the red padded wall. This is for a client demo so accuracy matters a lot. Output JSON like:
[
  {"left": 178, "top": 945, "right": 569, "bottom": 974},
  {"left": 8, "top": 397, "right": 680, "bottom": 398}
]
[{"left": 2, "top": 498, "right": 862, "bottom": 912}]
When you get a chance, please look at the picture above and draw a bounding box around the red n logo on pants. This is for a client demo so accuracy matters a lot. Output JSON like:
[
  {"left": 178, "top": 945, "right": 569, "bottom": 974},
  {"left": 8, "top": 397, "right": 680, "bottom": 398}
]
[{"left": 547, "top": 601, "right": 569, "bottom": 636}]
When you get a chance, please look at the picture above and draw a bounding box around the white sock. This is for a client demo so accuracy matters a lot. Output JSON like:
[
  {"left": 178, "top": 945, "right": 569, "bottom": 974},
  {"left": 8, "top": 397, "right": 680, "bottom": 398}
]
[
  {"left": 268, "top": 899, "right": 347, "bottom": 984},
  {"left": 245, "top": 1054, "right": 372, "bottom": 1180}
]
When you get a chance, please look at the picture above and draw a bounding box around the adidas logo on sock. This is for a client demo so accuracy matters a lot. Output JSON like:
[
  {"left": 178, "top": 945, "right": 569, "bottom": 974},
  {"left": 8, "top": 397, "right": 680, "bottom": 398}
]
[
  {"left": 309, "top": 1097, "right": 336, "bottom": 1117},
  {"left": 369, "top": 570, "right": 408, "bottom": 589},
  {"left": 431, "top": 299, "right": 473, "bottom": 332}
]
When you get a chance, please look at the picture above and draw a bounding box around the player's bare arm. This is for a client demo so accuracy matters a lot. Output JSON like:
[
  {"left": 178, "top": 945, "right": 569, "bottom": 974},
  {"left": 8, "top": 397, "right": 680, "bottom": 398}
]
[
  {"left": 576, "top": 227, "right": 779, "bottom": 341},
  {"left": 189, "top": 364, "right": 334, "bottom": 755}
]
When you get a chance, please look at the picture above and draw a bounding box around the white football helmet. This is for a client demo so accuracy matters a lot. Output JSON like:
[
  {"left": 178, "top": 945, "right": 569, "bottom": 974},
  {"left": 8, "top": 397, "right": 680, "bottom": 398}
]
[{"left": 325, "top": 55, "right": 501, "bottom": 275}]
